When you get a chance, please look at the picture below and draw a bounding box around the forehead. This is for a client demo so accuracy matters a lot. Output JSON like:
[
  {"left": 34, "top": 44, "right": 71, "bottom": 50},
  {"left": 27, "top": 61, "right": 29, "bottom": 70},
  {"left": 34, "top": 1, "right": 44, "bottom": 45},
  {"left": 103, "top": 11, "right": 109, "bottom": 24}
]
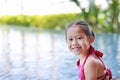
[{"left": 67, "top": 26, "right": 86, "bottom": 36}]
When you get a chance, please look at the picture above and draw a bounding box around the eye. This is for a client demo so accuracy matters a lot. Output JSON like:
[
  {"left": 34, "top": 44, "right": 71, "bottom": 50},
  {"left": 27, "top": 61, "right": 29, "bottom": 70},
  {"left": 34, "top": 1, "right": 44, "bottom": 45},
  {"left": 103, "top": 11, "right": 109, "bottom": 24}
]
[
  {"left": 78, "top": 36, "right": 82, "bottom": 40},
  {"left": 68, "top": 38, "right": 73, "bottom": 41}
]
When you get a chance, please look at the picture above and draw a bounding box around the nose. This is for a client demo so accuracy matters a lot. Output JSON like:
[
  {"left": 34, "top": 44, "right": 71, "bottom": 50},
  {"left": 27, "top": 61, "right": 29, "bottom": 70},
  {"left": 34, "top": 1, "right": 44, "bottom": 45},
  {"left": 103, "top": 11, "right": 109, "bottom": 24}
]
[{"left": 72, "top": 39, "right": 78, "bottom": 46}]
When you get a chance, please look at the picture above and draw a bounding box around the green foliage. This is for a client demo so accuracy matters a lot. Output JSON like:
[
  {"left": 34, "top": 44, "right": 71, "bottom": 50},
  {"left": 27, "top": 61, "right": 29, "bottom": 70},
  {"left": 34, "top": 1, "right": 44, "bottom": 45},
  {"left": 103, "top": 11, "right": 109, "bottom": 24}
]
[
  {"left": 71, "top": 0, "right": 120, "bottom": 33},
  {"left": 0, "top": 0, "right": 119, "bottom": 33},
  {"left": 0, "top": 13, "right": 83, "bottom": 30}
]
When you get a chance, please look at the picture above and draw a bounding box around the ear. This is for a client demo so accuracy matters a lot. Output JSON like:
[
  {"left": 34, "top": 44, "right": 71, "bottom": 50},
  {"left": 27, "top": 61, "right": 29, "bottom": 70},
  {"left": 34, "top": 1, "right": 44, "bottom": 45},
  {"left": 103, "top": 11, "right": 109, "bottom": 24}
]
[{"left": 89, "top": 36, "right": 94, "bottom": 44}]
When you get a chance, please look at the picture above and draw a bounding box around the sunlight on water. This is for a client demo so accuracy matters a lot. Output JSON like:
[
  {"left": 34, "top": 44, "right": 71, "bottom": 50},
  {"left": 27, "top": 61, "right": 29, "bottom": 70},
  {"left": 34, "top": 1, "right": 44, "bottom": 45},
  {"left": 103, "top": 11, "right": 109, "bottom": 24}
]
[{"left": 0, "top": 26, "right": 120, "bottom": 80}]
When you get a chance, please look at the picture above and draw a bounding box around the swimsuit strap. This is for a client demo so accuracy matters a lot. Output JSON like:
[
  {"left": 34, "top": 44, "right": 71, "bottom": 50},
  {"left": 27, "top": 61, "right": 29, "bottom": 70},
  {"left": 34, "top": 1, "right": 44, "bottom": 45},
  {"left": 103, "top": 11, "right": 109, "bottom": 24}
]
[
  {"left": 77, "top": 53, "right": 90, "bottom": 67},
  {"left": 83, "top": 53, "right": 89, "bottom": 66},
  {"left": 97, "top": 72, "right": 107, "bottom": 79},
  {"left": 97, "top": 68, "right": 112, "bottom": 80},
  {"left": 98, "top": 57, "right": 106, "bottom": 69},
  {"left": 90, "top": 46, "right": 106, "bottom": 69}
]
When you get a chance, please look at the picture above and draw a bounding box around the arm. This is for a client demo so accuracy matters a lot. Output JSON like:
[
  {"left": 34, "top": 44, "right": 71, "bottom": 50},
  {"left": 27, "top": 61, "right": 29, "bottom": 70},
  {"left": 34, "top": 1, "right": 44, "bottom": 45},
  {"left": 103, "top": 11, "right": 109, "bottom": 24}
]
[{"left": 84, "top": 58, "right": 98, "bottom": 80}]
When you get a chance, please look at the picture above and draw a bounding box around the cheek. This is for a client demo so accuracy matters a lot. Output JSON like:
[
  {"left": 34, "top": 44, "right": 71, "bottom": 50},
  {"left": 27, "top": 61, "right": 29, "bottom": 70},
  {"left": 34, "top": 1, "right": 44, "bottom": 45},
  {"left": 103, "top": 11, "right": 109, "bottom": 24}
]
[
  {"left": 68, "top": 45, "right": 72, "bottom": 52},
  {"left": 84, "top": 40, "right": 89, "bottom": 45},
  {"left": 79, "top": 40, "right": 90, "bottom": 46},
  {"left": 67, "top": 42, "right": 71, "bottom": 49},
  {"left": 83, "top": 40, "right": 90, "bottom": 49}
]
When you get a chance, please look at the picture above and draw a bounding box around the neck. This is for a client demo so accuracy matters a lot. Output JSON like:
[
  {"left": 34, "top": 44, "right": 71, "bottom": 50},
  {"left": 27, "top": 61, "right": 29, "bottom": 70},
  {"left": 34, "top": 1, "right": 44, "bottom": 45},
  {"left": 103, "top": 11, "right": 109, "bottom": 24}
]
[
  {"left": 78, "top": 49, "right": 89, "bottom": 63},
  {"left": 79, "top": 52, "right": 87, "bottom": 59}
]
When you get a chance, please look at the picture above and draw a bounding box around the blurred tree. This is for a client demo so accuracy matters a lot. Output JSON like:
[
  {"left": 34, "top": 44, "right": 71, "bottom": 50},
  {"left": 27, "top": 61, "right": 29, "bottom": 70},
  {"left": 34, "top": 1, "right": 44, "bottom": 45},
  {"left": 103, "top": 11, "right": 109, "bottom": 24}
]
[
  {"left": 70, "top": 0, "right": 101, "bottom": 29},
  {"left": 89, "top": 0, "right": 100, "bottom": 28},
  {"left": 71, "top": 0, "right": 120, "bottom": 33},
  {"left": 106, "top": 0, "right": 120, "bottom": 32},
  {"left": 70, "top": 0, "right": 89, "bottom": 21}
]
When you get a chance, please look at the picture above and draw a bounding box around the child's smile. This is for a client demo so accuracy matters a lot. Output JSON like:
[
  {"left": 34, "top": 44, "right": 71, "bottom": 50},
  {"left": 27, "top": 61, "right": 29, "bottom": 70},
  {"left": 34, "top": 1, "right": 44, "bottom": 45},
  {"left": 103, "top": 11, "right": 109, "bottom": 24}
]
[{"left": 66, "top": 26, "right": 90, "bottom": 55}]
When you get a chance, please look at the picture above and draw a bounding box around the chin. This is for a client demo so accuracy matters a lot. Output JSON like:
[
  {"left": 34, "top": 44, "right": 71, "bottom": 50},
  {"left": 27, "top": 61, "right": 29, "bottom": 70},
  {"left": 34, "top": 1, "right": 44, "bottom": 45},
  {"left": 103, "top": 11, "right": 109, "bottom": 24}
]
[{"left": 73, "top": 52, "right": 81, "bottom": 55}]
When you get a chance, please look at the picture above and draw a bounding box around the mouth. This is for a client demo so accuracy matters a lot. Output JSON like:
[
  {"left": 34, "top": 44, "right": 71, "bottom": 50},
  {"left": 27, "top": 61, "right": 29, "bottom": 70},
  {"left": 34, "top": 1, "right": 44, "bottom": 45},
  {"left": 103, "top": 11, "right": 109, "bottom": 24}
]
[{"left": 72, "top": 47, "right": 81, "bottom": 52}]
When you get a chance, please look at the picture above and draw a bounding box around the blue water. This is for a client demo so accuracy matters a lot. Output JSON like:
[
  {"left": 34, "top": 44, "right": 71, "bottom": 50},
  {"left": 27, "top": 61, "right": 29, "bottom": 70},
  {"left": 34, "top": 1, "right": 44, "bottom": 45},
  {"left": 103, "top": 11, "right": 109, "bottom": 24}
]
[{"left": 0, "top": 26, "right": 120, "bottom": 80}]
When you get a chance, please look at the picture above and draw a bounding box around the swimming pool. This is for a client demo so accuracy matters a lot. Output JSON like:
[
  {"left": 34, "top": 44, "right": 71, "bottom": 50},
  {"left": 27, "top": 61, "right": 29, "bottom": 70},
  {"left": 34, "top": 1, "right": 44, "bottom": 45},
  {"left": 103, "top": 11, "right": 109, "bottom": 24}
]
[{"left": 0, "top": 26, "right": 120, "bottom": 80}]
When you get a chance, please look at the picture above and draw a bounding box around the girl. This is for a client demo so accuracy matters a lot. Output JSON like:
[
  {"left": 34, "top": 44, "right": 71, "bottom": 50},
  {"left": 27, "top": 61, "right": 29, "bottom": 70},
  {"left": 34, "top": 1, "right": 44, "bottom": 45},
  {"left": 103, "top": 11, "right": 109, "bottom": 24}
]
[{"left": 66, "top": 20, "right": 112, "bottom": 80}]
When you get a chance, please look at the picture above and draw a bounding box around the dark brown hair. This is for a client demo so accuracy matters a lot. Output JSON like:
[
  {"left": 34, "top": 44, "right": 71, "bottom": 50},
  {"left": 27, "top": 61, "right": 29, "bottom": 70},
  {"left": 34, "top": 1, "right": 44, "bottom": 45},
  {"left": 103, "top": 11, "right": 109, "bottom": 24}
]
[{"left": 66, "top": 20, "right": 95, "bottom": 38}]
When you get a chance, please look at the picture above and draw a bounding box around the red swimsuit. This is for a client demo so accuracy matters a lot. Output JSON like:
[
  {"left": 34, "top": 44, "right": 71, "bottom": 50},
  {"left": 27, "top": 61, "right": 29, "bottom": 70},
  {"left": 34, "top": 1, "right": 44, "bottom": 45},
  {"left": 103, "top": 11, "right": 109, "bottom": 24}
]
[{"left": 77, "top": 46, "right": 112, "bottom": 80}]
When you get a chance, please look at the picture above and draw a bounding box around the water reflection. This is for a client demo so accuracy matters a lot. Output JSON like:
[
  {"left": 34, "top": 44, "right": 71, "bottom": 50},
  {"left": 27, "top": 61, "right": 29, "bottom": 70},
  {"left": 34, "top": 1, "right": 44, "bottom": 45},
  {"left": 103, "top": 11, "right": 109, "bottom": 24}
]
[
  {"left": 94, "top": 33, "right": 120, "bottom": 78},
  {"left": 0, "top": 26, "right": 120, "bottom": 80}
]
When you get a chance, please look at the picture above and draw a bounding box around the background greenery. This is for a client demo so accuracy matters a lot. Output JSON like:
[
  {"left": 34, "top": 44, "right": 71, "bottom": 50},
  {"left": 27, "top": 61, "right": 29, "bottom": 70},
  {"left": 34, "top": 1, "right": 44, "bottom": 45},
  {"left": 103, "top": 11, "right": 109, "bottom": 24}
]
[{"left": 0, "top": 0, "right": 120, "bottom": 33}]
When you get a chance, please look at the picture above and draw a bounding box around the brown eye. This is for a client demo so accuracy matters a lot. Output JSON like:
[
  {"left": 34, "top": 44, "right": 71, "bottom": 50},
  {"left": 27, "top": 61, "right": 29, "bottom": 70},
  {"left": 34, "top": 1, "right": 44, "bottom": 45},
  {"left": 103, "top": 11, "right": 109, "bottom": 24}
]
[
  {"left": 68, "top": 38, "right": 73, "bottom": 41},
  {"left": 78, "top": 37, "right": 81, "bottom": 40}
]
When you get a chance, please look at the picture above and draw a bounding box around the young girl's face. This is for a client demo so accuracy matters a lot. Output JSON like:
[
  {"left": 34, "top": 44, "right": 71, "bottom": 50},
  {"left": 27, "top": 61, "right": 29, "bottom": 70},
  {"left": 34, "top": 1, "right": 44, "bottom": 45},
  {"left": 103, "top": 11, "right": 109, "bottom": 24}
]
[{"left": 66, "top": 26, "right": 92, "bottom": 55}]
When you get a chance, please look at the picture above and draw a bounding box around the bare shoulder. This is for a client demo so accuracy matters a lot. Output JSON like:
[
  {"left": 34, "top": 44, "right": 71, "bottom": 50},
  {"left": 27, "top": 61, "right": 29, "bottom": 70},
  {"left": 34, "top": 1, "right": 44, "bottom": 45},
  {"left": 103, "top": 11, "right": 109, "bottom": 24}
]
[
  {"left": 84, "top": 55, "right": 105, "bottom": 77},
  {"left": 84, "top": 55, "right": 98, "bottom": 79},
  {"left": 85, "top": 55, "right": 104, "bottom": 69},
  {"left": 85, "top": 55, "right": 98, "bottom": 67},
  {"left": 84, "top": 55, "right": 98, "bottom": 72}
]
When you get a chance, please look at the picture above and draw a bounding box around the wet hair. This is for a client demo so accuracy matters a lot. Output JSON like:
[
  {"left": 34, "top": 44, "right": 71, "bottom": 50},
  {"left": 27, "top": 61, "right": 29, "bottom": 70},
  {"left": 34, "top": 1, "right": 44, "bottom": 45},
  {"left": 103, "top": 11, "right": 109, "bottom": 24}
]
[{"left": 66, "top": 20, "right": 95, "bottom": 38}]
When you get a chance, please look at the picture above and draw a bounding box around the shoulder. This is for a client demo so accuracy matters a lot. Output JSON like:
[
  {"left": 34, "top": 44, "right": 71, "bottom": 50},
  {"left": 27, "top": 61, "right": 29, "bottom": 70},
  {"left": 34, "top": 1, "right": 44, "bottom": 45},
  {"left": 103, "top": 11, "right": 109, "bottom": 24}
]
[
  {"left": 84, "top": 55, "right": 99, "bottom": 73},
  {"left": 84, "top": 55, "right": 98, "bottom": 79},
  {"left": 86, "top": 55, "right": 104, "bottom": 70},
  {"left": 85, "top": 55, "right": 98, "bottom": 68}
]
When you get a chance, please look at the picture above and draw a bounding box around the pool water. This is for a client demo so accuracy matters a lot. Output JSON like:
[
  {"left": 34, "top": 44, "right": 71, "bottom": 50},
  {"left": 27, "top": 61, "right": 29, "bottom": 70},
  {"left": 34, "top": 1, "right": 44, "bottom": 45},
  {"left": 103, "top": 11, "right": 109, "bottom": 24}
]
[{"left": 0, "top": 26, "right": 120, "bottom": 80}]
